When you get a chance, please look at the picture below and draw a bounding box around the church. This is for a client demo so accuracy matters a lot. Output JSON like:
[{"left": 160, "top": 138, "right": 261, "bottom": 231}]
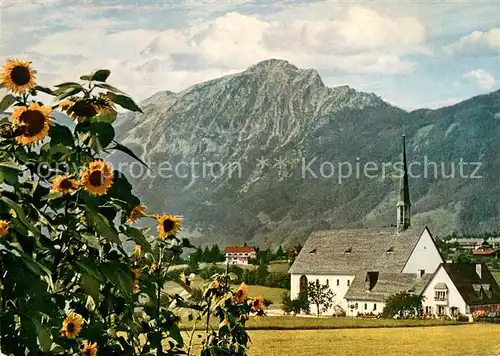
[{"left": 288, "top": 135, "right": 500, "bottom": 317}]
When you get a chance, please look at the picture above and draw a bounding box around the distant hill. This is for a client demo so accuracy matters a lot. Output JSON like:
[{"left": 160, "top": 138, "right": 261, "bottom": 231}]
[{"left": 110, "top": 59, "right": 500, "bottom": 248}]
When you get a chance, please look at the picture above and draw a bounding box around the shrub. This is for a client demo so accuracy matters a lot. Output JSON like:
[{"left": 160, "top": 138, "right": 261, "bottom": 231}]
[{"left": 381, "top": 292, "right": 423, "bottom": 319}]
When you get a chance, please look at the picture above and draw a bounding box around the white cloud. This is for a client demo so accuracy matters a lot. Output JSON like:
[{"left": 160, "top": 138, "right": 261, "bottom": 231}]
[
  {"left": 463, "top": 69, "right": 496, "bottom": 90},
  {"left": 444, "top": 28, "right": 500, "bottom": 56},
  {"left": 7, "top": 4, "right": 428, "bottom": 102}
]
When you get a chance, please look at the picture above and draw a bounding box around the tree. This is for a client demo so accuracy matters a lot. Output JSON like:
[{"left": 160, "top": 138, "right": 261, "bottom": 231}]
[
  {"left": 202, "top": 246, "right": 211, "bottom": 262},
  {"left": 381, "top": 292, "right": 424, "bottom": 319},
  {"left": 274, "top": 245, "right": 284, "bottom": 260},
  {"left": 307, "top": 280, "right": 335, "bottom": 317},
  {"left": 210, "top": 244, "right": 223, "bottom": 262}
]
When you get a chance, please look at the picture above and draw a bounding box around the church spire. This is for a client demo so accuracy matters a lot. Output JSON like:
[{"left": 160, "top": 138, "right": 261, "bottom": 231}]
[{"left": 397, "top": 134, "right": 411, "bottom": 232}]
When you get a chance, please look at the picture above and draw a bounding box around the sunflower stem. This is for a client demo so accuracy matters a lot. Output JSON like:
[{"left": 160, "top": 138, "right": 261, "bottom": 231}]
[{"left": 156, "top": 244, "right": 163, "bottom": 354}]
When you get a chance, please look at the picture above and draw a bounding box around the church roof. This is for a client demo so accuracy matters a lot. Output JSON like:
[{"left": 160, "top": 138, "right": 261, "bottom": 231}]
[
  {"left": 440, "top": 263, "right": 500, "bottom": 306},
  {"left": 288, "top": 226, "right": 424, "bottom": 275},
  {"left": 344, "top": 272, "right": 432, "bottom": 302}
]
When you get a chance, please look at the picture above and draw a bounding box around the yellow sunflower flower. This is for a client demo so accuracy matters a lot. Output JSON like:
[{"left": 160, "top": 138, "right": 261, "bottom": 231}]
[
  {"left": 60, "top": 312, "right": 83, "bottom": 338},
  {"left": 234, "top": 282, "right": 248, "bottom": 304},
  {"left": 80, "top": 160, "right": 114, "bottom": 196},
  {"left": 80, "top": 342, "right": 97, "bottom": 356},
  {"left": 8, "top": 209, "right": 16, "bottom": 218},
  {"left": 51, "top": 175, "right": 79, "bottom": 195},
  {"left": 11, "top": 102, "right": 53, "bottom": 145},
  {"left": 127, "top": 205, "right": 146, "bottom": 224},
  {"left": 156, "top": 214, "right": 183, "bottom": 239},
  {"left": 0, "top": 59, "right": 36, "bottom": 93},
  {"left": 132, "top": 267, "right": 141, "bottom": 293},
  {"left": 59, "top": 96, "right": 113, "bottom": 122},
  {"left": 0, "top": 220, "right": 10, "bottom": 237},
  {"left": 250, "top": 296, "right": 263, "bottom": 312},
  {"left": 132, "top": 244, "right": 142, "bottom": 259}
]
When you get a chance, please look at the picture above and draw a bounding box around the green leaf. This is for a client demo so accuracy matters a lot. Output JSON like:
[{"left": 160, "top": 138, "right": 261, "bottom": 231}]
[
  {"left": 1, "top": 197, "right": 40, "bottom": 238},
  {"left": 93, "top": 107, "right": 117, "bottom": 124},
  {"left": 49, "top": 124, "right": 74, "bottom": 147},
  {"left": 77, "top": 120, "right": 115, "bottom": 150},
  {"left": 43, "top": 191, "right": 63, "bottom": 201},
  {"left": 34, "top": 85, "right": 54, "bottom": 95},
  {"left": 82, "top": 272, "right": 101, "bottom": 302},
  {"left": 0, "top": 94, "right": 17, "bottom": 112},
  {"left": 91, "top": 69, "right": 111, "bottom": 82},
  {"left": 78, "top": 232, "right": 102, "bottom": 251},
  {"left": 85, "top": 208, "right": 120, "bottom": 244},
  {"left": 8, "top": 243, "right": 51, "bottom": 277},
  {"left": 54, "top": 86, "right": 83, "bottom": 100},
  {"left": 169, "top": 324, "right": 184, "bottom": 346},
  {"left": 109, "top": 141, "right": 151, "bottom": 171},
  {"left": 33, "top": 319, "right": 53, "bottom": 352},
  {"left": 106, "top": 92, "right": 143, "bottom": 113},
  {"left": 0, "top": 161, "right": 20, "bottom": 186},
  {"left": 100, "top": 261, "right": 134, "bottom": 297},
  {"left": 54, "top": 82, "right": 83, "bottom": 88},
  {"left": 94, "top": 83, "right": 128, "bottom": 95},
  {"left": 120, "top": 225, "right": 152, "bottom": 253}
]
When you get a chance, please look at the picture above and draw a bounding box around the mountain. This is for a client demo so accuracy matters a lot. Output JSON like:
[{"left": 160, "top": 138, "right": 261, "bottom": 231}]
[{"left": 110, "top": 59, "right": 500, "bottom": 248}]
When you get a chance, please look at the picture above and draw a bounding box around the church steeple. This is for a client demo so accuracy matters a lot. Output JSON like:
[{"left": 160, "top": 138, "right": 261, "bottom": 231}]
[{"left": 396, "top": 134, "right": 411, "bottom": 232}]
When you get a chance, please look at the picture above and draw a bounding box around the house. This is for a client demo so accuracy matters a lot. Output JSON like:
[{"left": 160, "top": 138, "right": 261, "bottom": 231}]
[
  {"left": 224, "top": 246, "right": 256, "bottom": 265},
  {"left": 472, "top": 240, "right": 499, "bottom": 258},
  {"left": 288, "top": 135, "right": 500, "bottom": 317},
  {"left": 421, "top": 263, "right": 500, "bottom": 316}
]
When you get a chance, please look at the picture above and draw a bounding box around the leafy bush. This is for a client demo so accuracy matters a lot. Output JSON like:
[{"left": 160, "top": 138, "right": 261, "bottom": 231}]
[
  {"left": 281, "top": 292, "right": 309, "bottom": 315},
  {"left": 381, "top": 292, "right": 423, "bottom": 319},
  {"left": 0, "top": 60, "right": 260, "bottom": 355}
]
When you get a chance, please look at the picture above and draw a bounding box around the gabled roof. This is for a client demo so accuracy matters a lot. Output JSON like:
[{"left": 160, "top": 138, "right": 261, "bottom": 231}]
[
  {"left": 288, "top": 227, "right": 423, "bottom": 275},
  {"left": 344, "top": 272, "right": 432, "bottom": 301},
  {"left": 225, "top": 246, "right": 254, "bottom": 253},
  {"left": 440, "top": 263, "right": 500, "bottom": 306}
]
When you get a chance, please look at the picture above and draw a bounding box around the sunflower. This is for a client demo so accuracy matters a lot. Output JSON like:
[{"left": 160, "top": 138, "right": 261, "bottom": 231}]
[
  {"left": 80, "top": 160, "right": 114, "bottom": 196},
  {"left": 60, "top": 312, "right": 83, "bottom": 338},
  {"left": 11, "top": 102, "right": 53, "bottom": 145},
  {"left": 132, "top": 244, "right": 142, "bottom": 259},
  {"left": 51, "top": 175, "right": 79, "bottom": 195},
  {"left": 234, "top": 282, "right": 248, "bottom": 304},
  {"left": 156, "top": 214, "right": 183, "bottom": 239},
  {"left": 59, "top": 96, "right": 113, "bottom": 122},
  {"left": 250, "top": 296, "right": 263, "bottom": 312},
  {"left": 127, "top": 205, "right": 147, "bottom": 224},
  {"left": 80, "top": 343, "right": 97, "bottom": 356},
  {"left": 132, "top": 268, "right": 141, "bottom": 293},
  {"left": 0, "top": 220, "right": 9, "bottom": 237},
  {"left": 0, "top": 59, "right": 36, "bottom": 93}
]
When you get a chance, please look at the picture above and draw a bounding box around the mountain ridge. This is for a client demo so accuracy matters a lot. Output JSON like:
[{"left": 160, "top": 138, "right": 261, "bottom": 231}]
[{"left": 111, "top": 59, "right": 500, "bottom": 247}]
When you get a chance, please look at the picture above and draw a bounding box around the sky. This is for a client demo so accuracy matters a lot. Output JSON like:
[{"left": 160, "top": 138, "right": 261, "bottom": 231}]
[{"left": 0, "top": 0, "right": 499, "bottom": 110}]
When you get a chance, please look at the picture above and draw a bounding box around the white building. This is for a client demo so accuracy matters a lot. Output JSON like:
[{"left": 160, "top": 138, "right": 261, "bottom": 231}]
[
  {"left": 225, "top": 246, "right": 256, "bottom": 265},
  {"left": 288, "top": 135, "right": 500, "bottom": 317}
]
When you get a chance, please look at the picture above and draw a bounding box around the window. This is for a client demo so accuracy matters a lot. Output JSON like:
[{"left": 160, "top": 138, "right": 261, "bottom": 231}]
[
  {"left": 336, "top": 279, "right": 340, "bottom": 286},
  {"left": 373, "top": 304, "right": 377, "bottom": 311},
  {"left": 344, "top": 247, "right": 352, "bottom": 254},
  {"left": 425, "top": 306, "right": 432, "bottom": 314},
  {"left": 386, "top": 247, "right": 394, "bottom": 253},
  {"left": 364, "top": 303, "right": 367, "bottom": 310},
  {"left": 437, "top": 306, "right": 446, "bottom": 315},
  {"left": 434, "top": 290, "right": 447, "bottom": 301},
  {"left": 347, "top": 280, "right": 350, "bottom": 287}
]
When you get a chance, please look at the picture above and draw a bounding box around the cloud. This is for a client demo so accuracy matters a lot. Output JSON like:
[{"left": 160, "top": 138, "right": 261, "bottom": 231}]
[
  {"left": 463, "top": 69, "right": 496, "bottom": 90},
  {"left": 444, "top": 28, "right": 500, "bottom": 56}
]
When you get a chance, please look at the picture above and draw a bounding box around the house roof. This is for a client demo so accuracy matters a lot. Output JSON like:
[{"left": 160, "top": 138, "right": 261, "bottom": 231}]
[
  {"left": 440, "top": 263, "right": 500, "bottom": 306},
  {"left": 472, "top": 248, "right": 496, "bottom": 256},
  {"left": 288, "top": 227, "right": 424, "bottom": 275},
  {"left": 224, "top": 246, "right": 254, "bottom": 253},
  {"left": 344, "top": 272, "right": 432, "bottom": 302}
]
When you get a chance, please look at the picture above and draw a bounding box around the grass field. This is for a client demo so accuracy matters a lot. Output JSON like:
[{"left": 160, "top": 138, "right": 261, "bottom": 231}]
[
  {"left": 242, "top": 324, "right": 500, "bottom": 356},
  {"left": 179, "top": 315, "right": 460, "bottom": 331}
]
